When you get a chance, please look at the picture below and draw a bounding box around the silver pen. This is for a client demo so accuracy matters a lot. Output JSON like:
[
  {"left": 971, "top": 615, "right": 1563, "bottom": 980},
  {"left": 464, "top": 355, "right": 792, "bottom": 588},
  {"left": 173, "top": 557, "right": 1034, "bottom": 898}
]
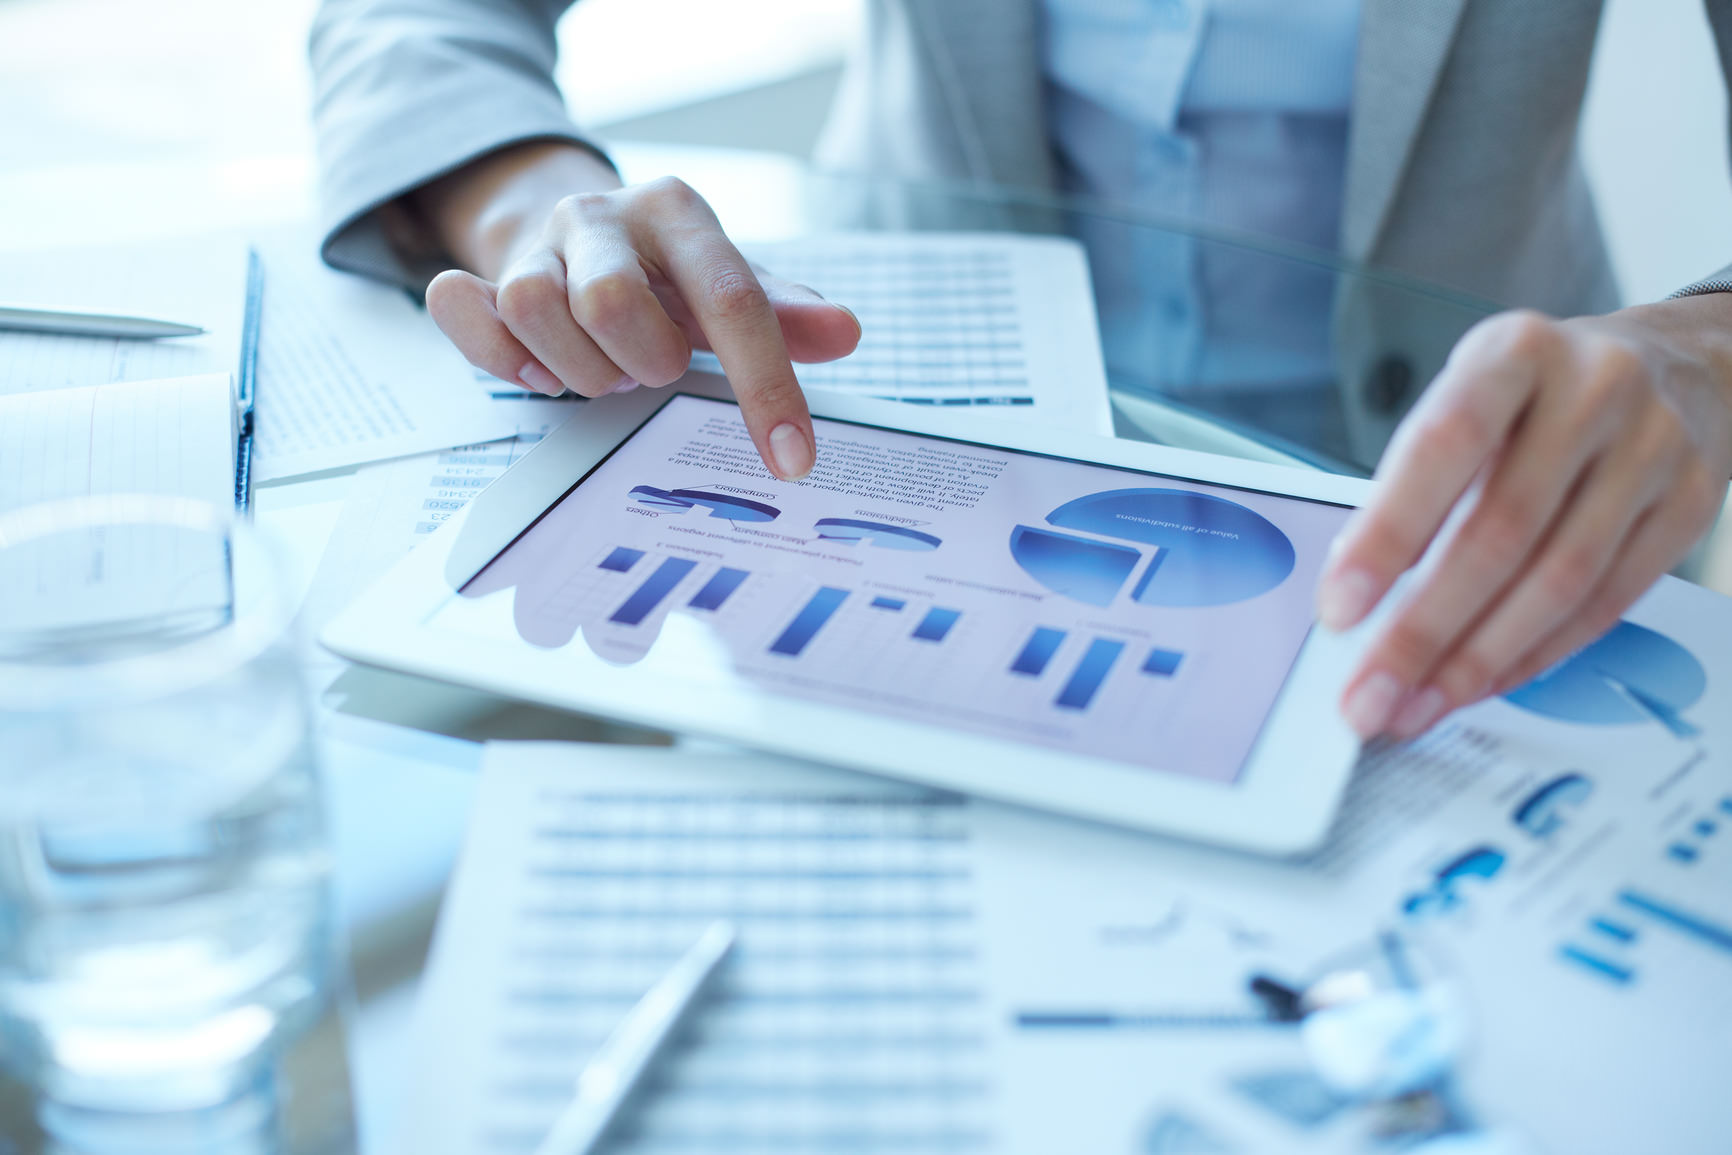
[
  {"left": 0, "top": 305, "right": 205, "bottom": 340},
  {"left": 533, "top": 920, "right": 736, "bottom": 1155}
]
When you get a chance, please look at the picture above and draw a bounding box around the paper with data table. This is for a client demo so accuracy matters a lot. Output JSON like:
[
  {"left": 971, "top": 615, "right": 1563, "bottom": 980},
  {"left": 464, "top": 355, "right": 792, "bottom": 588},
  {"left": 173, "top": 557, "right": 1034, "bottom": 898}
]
[
  {"left": 404, "top": 573, "right": 1732, "bottom": 1155},
  {"left": 691, "top": 232, "right": 1114, "bottom": 434}
]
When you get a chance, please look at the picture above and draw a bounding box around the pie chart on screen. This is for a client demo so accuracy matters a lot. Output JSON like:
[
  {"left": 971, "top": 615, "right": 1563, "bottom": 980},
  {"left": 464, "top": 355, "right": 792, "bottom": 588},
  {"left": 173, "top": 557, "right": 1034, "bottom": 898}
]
[
  {"left": 1502, "top": 620, "right": 1705, "bottom": 737},
  {"left": 814, "top": 518, "right": 942, "bottom": 551},
  {"left": 1009, "top": 488, "right": 1296, "bottom": 608}
]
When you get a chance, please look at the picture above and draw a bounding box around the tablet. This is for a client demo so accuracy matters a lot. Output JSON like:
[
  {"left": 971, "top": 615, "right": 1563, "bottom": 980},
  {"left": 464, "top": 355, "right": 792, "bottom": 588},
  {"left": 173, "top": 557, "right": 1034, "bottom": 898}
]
[{"left": 323, "top": 374, "right": 1374, "bottom": 854}]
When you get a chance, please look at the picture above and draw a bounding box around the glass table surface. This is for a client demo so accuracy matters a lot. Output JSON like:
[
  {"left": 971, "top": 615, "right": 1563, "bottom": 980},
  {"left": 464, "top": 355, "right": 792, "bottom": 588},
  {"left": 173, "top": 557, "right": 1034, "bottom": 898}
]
[{"left": 0, "top": 146, "right": 1513, "bottom": 1154}]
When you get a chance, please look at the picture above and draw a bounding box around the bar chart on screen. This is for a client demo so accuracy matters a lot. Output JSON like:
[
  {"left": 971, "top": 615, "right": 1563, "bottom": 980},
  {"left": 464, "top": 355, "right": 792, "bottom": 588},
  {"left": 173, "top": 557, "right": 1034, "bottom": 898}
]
[{"left": 433, "top": 395, "right": 1349, "bottom": 781}]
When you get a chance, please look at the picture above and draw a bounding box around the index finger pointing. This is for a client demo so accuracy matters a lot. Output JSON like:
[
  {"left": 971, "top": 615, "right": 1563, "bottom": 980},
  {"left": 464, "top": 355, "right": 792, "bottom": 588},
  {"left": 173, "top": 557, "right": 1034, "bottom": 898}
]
[
  {"left": 639, "top": 202, "right": 814, "bottom": 481},
  {"left": 1318, "top": 315, "right": 1548, "bottom": 630}
]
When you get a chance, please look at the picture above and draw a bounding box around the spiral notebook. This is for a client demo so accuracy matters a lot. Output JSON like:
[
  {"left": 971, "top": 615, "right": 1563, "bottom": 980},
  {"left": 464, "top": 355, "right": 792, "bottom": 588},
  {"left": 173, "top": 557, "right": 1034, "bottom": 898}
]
[{"left": 0, "top": 237, "right": 262, "bottom": 512}]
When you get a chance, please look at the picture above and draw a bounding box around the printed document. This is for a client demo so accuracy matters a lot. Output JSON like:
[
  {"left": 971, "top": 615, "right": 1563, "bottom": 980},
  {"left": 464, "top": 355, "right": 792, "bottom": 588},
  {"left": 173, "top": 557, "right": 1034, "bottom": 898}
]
[
  {"left": 692, "top": 233, "right": 1113, "bottom": 434},
  {"left": 250, "top": 231, "right": 519, "bottom": 481},
  {"left": 403, "top": 569, "right": 1732, "bottom": 1155}
]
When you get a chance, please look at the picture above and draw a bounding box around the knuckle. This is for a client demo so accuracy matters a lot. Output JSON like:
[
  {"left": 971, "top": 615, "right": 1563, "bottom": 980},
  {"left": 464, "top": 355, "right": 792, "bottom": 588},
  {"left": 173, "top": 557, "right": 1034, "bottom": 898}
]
[
  {"left": 705, "top": 268, "right": 772, "bottom": 323},
  {"left": 570, "top": 270, "right": 644, "bottom": 331},
  {"left": 1589, "top": 336, "right": 1647, "bottom": 388},
  {"left": 639, "top": 175, "right": 704, "bottom": 213},
  {"left": 495, "top": 269, "right": 567, "bottom": 327},
  {"left": 550, "top": 191, "right": 613, "bottom": 229},
  {"left": 1484, "top": 309, "right": 1558, "bottom": 361},
  {"left": 638, "top": 341, "right": 693, "bottom": 389}
]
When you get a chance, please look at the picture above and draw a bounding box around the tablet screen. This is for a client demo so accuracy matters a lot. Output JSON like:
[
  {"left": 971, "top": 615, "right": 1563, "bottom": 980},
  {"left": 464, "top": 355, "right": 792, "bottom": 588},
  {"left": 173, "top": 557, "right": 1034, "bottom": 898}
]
[{"left": 439, "top": 394, "right": 1352, "bottom": 783}]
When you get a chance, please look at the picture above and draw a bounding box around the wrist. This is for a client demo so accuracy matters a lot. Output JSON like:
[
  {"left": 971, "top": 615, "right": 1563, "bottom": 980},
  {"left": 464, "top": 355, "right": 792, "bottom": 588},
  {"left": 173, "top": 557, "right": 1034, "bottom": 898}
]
[{"left": 410, "top": 140, "right": 623, "bottom": 279}]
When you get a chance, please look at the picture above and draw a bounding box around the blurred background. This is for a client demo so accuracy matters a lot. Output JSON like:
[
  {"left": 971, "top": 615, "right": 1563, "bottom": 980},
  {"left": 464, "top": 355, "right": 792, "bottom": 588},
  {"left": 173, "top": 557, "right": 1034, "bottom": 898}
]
[{"left": 2, "top": 0, "right": 1728, "bottom": 589}]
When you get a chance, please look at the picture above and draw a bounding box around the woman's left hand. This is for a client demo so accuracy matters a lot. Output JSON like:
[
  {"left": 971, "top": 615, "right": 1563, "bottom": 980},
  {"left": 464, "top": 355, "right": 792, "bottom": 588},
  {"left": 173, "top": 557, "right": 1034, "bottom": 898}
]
[{"left": 1316, "top": 296, "right": 1732, "bottom": 742}]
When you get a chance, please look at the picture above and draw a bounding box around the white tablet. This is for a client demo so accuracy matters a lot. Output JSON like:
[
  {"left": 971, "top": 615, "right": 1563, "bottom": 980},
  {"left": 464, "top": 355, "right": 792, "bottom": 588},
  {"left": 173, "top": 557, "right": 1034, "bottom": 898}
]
[{"left": 323, "top": 374, "right": 1374, "bottom": 854}]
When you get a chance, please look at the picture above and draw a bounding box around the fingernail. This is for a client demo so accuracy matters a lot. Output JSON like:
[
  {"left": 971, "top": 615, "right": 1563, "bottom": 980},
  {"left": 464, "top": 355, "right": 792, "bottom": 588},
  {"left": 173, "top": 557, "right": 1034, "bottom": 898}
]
[
  {"left": 768, "top": 423, "right": 813, "bottom": 481},
  {"left": 1317, "top": 568, "right": 1377, "bottom": 631},
  {"left": 518, "top": 360, "right": 564, "bottom": 396},
  {"left": 608, "top": 375, "right": 640, "bottom": 394},
  {"left": 1343, "top": 672, "right": 1403, "bottom": 739},
  {"left": 835, "top": 303, "right": 862, "bottom": 338},
  {"left": 1390, "top": 687, "right": 1447, "bottom": 740}
]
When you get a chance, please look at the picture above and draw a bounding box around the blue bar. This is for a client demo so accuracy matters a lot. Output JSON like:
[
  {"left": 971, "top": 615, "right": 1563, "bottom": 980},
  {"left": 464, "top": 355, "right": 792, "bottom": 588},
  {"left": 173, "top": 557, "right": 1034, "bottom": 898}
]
[
  {"left": 598, "top": 546, "right": 644, "bottom": 573},
  {"left": 1010, "top": 627, "right": 1066, "bottom": 676},
  {"left": 1668, "top": 843, "right": 1699, "bottom": 864},
  {"left": 1015, "top": 1011, "right": 1275, "bottom": 1030},
  {"left": 770, "top": 587, "right": 849, "bottom": 656},
  {"left": 1559, "top": 944, "right": 1634, "bottom": 985},
  {"left": 1696, "top": 818, "right": 1718, "bottom": 838},
  {"left": 609, "top": 557, "right": 697, "bottom": 625},
  {"left": 912, "top": 608, "right": 961, "bottom": 642},
  {"left": 689, "top": 567, "right": 748, "bottom": 611},
  {"left": 870, "top": 597, "right": 906, "bottom": 611},
  {"left": 1142, "top": 648, "right": 1184, "bottom": 677},
  {"left": 1055, "top": 639, "right": 1126, "bottom": 711},
  {"left": 1591, "top": 918, "right": 1637, "bottom": 943},
  {"left": 1619, "top": 889, "right": 1732, "bottom": 956},
  {"left": 1720, "top": 797, "right": 1732, "bottom": 817}
]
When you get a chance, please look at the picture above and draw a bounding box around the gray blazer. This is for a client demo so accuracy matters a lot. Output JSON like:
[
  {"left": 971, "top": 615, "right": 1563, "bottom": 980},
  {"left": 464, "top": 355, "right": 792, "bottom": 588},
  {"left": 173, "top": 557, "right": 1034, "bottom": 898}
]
[{"left": 310, "top": 0, "right": 1732, "bottom": 463}]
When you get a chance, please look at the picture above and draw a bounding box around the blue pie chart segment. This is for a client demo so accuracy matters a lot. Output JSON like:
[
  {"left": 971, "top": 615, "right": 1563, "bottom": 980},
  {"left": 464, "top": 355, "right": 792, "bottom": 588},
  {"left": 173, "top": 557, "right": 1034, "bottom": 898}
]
[
  {"left": 629, "top": 486, "right": 780, "bottom": 522},
  {"left": 1036, "top": 488, "right": 1296, "bottom": 608},
  {"left": 1512, "top": 773, "right": 1594, "bottom": 839},
  {"left": 1503, "top": 621, "right": 1705, "bottom": 735},
  {"left": 1009, "top": 526, "right": 1141, "bottom": 607},
  {"left": 815, "top": 518, "right": 942, "bottom": 551}
]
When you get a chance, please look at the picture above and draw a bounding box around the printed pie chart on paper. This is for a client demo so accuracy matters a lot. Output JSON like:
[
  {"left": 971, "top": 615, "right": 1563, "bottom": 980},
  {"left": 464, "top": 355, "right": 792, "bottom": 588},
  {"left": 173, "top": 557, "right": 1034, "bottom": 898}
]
[{"left": 1009, "top": 488, "right": 1297, "bottom": 608}]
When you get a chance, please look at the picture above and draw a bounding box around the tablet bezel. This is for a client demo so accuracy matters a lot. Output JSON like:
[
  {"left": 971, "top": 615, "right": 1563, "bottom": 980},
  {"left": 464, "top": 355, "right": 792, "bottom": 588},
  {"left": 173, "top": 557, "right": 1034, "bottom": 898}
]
[{"left": 322, "top": 373, "right": 1374, "bottom": 854}]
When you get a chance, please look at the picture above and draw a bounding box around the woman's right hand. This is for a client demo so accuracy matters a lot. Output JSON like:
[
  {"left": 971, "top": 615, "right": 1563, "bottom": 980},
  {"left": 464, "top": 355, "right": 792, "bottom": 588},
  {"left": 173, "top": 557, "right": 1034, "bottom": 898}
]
[{"left": 417, "top": 144, "right": 861, "bottom": 481}]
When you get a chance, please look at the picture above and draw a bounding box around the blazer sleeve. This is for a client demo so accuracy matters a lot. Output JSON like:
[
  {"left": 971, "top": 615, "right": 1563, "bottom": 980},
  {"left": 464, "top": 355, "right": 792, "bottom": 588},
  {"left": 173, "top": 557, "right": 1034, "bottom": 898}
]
[{"left": 309, "top": 0, "right": 609, "bottom": 290}]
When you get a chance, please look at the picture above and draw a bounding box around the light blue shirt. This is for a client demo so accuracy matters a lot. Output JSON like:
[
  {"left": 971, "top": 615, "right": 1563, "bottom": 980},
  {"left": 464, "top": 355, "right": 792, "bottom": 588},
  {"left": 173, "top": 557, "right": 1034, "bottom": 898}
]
[{"left": 1040, "top": 0, "right": 1362, "bottom": 404}]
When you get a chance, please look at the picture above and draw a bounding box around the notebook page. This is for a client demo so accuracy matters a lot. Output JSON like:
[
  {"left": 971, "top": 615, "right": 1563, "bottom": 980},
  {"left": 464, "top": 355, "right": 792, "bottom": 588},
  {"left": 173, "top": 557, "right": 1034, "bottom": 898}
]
[
  {"left": 400, "top": 745, "right": 996, "bottom": 1155},
  {"left": 0, "top": 373, "right": 236, "bottom": 632},
  {"left": 0, "top": 237, "right": 248, "bottom": 395}
]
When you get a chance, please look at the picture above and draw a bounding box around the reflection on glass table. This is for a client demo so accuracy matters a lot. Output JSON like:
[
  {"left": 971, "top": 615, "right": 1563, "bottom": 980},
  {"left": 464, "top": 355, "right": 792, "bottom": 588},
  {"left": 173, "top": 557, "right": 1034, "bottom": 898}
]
[{"left": 676, "top": 160, "right": 1506, "bottom": 476}]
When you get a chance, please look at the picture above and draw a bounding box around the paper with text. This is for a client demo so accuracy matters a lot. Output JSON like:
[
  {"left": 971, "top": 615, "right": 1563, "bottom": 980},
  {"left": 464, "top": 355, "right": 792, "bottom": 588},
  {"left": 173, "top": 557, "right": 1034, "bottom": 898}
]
[
  {"left": 409, "top": 570, "right": 1732, "bottom": 1155},
  {"left": 688, "top": 233, "right": 1113, "bottom": 435},
  {"left": 250, "top": 230, "right": 519, "bottom": 481}
]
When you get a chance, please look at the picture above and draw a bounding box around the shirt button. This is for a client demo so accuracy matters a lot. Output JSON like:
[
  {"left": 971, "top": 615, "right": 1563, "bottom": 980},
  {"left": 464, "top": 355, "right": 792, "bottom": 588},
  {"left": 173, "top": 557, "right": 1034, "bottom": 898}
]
[{"left": 1364, "top": 355, "right": 1414, "bottom": 415}]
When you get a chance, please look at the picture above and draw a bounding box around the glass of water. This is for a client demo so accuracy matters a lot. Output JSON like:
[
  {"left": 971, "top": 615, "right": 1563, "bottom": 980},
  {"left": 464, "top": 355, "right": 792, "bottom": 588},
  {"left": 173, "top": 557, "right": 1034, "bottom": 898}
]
[{"left": 0, "top": 496, "right": 331, "bottom": 1153}]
